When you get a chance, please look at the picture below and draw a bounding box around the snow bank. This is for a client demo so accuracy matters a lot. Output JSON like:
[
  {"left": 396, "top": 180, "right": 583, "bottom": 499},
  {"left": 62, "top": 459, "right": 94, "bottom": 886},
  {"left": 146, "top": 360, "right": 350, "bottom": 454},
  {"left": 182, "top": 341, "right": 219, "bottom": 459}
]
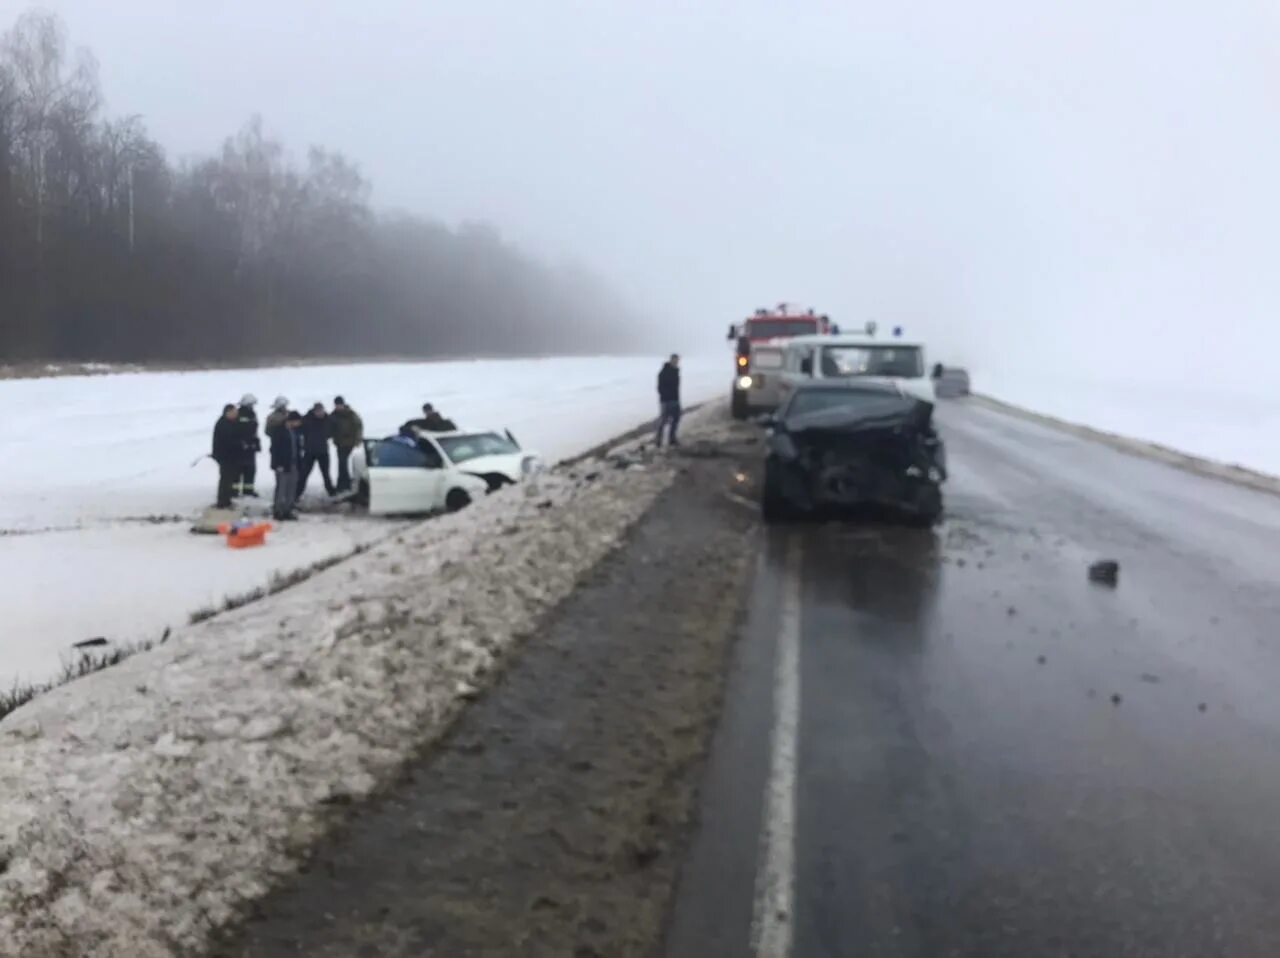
[
  {"left": 0, "top": 412, "right": 719, "bottom": 957},
  {"left": 977, "top": 372, "right": 1280, "bottom": 479}
]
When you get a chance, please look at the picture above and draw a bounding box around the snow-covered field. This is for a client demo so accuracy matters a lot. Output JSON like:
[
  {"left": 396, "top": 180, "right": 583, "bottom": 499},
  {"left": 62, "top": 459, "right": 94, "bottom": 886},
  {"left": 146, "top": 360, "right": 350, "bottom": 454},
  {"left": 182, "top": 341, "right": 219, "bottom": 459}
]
[
  {"left": 0, "top": 356, "right": 722, "bottom": 689},
  {"left": 977, "top": 372, "right": 1280, "bottom": 479}
]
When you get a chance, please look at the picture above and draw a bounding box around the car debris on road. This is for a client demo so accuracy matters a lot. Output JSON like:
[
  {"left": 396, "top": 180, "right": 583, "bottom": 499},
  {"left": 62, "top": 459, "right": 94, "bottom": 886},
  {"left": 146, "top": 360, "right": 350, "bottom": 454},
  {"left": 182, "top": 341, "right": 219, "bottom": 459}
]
[{"left": 1089, "top": 559, "right": 1120, "bottom": 586}]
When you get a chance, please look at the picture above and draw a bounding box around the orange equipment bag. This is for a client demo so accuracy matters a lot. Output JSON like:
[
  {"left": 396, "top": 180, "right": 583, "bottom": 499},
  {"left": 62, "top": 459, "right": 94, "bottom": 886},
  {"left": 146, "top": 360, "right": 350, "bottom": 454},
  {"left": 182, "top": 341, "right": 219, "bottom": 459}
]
[{"left": 216, "top": 521, "right": 273, "bottom": 549}]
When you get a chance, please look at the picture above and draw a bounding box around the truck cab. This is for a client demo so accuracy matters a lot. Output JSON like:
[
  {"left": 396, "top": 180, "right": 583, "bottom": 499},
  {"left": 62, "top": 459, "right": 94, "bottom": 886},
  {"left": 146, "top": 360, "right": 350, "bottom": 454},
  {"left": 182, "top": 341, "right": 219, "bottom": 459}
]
[
  {"left": 731, "top": 341, "right": 790, "bottom": 418},
  {"left": 729, "top": 304, "right": 838, "bottom": 419},
  {"left": 775, "top": 334, "right": 935, "bottom": 406}
]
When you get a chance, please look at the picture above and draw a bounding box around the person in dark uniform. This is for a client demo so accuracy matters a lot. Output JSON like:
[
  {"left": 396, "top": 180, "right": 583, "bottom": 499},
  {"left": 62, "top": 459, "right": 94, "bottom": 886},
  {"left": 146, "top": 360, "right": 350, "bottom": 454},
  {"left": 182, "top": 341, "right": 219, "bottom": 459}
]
[
  {"left": 211, "top": 404, "right": 240, "bottom": 509},
  {"left": 235, "top": 393, "right": 261, "bottom": 497}
]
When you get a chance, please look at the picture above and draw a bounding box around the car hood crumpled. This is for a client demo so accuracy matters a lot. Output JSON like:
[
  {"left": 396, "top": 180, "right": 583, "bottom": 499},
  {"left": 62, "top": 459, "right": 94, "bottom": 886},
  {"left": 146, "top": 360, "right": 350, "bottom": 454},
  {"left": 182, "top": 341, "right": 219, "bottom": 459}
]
[
  {"left": 786, "top": 396, "right": 934, "bottom": 437},
  {"left": 456, "top": 452, "right": 527, "bottom": 480}
]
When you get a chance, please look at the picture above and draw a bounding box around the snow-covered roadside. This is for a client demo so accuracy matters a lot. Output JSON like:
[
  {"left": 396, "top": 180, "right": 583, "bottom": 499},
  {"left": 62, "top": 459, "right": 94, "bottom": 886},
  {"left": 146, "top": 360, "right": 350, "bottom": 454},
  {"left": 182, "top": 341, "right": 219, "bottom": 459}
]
[
  {"left": 976, "top": 372, "right": 1280, "bottom": 479},
  {"left": 0, "top": 409, "right": 724, "bottom": 957}
]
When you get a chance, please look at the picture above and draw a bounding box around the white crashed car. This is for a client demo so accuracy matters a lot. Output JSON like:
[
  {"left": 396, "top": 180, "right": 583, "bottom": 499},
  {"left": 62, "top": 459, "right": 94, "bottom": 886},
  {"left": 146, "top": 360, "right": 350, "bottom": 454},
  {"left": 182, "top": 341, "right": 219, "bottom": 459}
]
[{"left": 351, "top": 428, "right": 544, "bottom": 516}]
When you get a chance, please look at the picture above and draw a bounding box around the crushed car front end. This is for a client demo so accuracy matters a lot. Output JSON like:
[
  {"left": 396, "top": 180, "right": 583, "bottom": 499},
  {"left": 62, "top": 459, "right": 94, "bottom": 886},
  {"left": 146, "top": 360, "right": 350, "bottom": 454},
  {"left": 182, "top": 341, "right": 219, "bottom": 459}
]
[{"left": 763, "top": 387, "right": 946, "bottom": 524}]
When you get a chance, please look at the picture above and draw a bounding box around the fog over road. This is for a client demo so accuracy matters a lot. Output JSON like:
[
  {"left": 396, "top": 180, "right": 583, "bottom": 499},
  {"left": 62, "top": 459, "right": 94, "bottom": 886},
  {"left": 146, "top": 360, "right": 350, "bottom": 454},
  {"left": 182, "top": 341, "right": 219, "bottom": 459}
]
[{"left": 670, "top": 400, "right": 1280, "bottom": 957}]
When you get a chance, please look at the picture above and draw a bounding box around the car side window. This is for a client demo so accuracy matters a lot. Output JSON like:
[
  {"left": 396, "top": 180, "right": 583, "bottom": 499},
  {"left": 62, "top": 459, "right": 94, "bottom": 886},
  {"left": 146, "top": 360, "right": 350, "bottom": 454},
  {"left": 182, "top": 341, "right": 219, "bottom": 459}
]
[{"left": 370, "top": 439, "right": 438, "bottom": 469}]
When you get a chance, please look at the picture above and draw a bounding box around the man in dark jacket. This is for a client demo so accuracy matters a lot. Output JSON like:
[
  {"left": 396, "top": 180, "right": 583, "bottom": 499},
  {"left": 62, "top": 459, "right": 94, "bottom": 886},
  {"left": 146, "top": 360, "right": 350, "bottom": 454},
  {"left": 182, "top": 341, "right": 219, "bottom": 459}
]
[
  {"left": 211, "top": 404, "right": 240, "bottom": 508},
  {"left": 330, "top": 395, "right": 364, "bottom": 493},
  {"left": 270, "top": 411, "right": 306, "bottom": 521},
  {"left": 297, "top": 402, "right": 336, "bottom": 500},
  {"left": 235, "top": 393, "right": 261, "bottom": 497},
  {"left": 656, "top": 354, "right": 681, "bottom": 447},
  {"left": 402, "top": 402, "right": 457, "bottom": 434}
]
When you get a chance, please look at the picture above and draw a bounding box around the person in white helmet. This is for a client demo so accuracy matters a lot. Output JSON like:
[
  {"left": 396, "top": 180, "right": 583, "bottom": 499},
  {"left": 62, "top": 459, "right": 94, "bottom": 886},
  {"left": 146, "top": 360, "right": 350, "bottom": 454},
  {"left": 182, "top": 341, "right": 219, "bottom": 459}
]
[
  {"left": 264, "top": 396, "right": 289, "bottom": 444},
  {"left": 234, "top": 393, "right": 261, "bottom": 497}
]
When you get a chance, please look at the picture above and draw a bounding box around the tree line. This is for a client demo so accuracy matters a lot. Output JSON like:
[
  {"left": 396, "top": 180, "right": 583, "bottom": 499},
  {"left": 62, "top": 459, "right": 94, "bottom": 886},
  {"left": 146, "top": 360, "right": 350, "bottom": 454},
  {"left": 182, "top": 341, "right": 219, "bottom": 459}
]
[{"left": 0, "top": 11, "right": 643, "bottom": 364}]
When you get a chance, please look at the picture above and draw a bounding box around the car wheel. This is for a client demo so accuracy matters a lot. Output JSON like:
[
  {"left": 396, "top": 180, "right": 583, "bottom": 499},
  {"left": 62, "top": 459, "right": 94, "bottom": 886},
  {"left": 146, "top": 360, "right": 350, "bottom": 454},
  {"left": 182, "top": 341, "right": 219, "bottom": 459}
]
[
  {"left": 761, "top": 457, "right": 791, "bottom": 523},
  {"left": 445, "top": 488, "right": 472, "bottom": 513},
  {"left": 731, "top": 390, "right": 749, "bottom": 420}
]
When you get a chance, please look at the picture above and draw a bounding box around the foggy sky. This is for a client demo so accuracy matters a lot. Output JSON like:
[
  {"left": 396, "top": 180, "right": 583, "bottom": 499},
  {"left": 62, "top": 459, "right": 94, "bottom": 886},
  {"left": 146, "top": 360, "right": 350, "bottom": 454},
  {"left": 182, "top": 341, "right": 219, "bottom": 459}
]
[{"left": 7, "top": 0, "right": 1278, "bottom": 382}]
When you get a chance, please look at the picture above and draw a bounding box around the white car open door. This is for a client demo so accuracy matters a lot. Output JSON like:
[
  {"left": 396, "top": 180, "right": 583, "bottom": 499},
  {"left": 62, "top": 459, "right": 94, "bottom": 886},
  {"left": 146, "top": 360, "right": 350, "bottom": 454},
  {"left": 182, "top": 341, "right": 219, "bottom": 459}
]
[{"left": 364, "top": 438, "right": 446, "bottom": 515}]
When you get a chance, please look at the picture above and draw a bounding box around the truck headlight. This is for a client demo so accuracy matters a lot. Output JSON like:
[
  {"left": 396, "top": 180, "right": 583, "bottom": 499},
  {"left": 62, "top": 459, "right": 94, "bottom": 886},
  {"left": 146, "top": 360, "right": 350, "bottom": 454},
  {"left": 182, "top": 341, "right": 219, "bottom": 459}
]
[{"left": 737, "top": 375, "right": 753, "bottom": 390}]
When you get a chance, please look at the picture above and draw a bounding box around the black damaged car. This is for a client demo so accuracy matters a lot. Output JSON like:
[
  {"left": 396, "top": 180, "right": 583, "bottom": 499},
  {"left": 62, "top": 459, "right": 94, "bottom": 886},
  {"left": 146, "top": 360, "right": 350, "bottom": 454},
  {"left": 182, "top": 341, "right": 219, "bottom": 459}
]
[{"left": 760, "top": 381, "right": 946, "bottom": 524}]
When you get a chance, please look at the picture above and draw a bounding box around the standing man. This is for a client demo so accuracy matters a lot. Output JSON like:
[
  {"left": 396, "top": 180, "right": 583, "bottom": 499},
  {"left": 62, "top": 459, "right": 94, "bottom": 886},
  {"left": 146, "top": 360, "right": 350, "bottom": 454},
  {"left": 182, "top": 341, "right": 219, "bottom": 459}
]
[
  {"left": 656, "top": 353, "right": 681, "bottom": 448},
  {"left": 330, "top": 395, "right": 364, "bottom": 493},
  {"left": 297, "top": 402, "right": 336, "bottom": 501},
  {"left": 235, "top": 393, "right": 261, "bottom": 497},
  {"left": 211, "top": 404, "right": 240, "bottom": 509},
  {"left": 270, "top": 410, "right": 305, "bottom": 521}
]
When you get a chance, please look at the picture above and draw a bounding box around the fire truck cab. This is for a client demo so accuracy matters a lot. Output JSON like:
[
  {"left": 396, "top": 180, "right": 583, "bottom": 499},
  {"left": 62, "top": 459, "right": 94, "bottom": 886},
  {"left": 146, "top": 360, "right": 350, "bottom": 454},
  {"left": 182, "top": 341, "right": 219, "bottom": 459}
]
[{"left": 728, "top": 304, "right": 837, "bottom": 419}]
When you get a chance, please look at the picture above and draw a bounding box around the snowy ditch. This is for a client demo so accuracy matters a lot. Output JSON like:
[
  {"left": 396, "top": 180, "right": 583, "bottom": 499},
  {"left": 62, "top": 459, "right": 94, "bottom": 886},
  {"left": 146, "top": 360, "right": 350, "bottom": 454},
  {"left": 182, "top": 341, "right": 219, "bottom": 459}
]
[{"left": 0, "top": 409, "right": 723, "bottom": 957}]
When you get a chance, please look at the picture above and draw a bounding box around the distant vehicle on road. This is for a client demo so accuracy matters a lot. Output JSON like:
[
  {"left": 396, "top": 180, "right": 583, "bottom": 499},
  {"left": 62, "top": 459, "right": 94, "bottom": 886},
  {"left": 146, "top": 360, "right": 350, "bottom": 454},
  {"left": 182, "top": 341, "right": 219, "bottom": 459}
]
[
  {"left": 932, "top": 364, "right": 971, "bottom": 398},
  {"left": 760, "top": 381, "right": 946, "bottom": 524},
  {"left": 352, "top": 428, "right": 543, "bottom": 516},
  {"left": 773, "top": 333, "right": 935, "bottom": 408}
]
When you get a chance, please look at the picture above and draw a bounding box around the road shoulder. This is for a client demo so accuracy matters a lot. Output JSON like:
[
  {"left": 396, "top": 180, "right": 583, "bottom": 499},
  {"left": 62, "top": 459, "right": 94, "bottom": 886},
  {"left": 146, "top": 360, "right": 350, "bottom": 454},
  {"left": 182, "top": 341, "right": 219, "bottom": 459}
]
[{"left": 218, "top": 436, "right": 763, "bottom": 957}]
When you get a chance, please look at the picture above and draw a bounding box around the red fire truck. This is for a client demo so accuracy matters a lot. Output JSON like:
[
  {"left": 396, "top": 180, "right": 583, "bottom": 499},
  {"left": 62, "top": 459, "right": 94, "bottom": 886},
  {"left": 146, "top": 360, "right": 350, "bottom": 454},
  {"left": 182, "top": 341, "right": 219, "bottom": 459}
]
[{"left": 727, "top": 304, "right": 838, "bottom": 418}]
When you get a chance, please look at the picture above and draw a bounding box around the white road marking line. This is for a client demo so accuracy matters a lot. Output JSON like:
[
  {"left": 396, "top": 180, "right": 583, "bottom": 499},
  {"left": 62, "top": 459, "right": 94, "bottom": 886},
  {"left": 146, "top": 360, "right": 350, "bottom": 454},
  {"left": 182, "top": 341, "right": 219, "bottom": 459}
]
[{"left": 751, "top": 534, "right": 803, "bottom": 957}]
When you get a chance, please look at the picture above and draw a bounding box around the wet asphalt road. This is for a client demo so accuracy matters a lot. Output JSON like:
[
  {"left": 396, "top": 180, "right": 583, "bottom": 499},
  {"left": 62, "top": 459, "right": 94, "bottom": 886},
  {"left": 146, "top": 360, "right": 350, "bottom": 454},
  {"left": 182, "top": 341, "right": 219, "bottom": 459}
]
[{"left": 668, "top": 400, "right": 1280, "bottom": 958}]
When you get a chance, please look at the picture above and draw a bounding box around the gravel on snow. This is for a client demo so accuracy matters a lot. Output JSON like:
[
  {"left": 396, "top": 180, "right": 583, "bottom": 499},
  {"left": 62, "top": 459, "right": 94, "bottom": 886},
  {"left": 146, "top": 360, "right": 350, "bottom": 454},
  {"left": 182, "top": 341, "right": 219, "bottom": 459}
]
[{"left": 0, "top": 411, "right": 721, "bottom": 957}]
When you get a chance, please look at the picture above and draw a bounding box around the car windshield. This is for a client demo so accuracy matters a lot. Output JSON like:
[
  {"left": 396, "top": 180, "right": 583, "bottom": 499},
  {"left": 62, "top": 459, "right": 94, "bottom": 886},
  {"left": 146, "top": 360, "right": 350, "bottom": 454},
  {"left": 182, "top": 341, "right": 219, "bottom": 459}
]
[
  {"left": 786, "top": 388, "right": 902, "bottom": 418},
  {"left": 745, "top": 319, "right": 819, "bottom": 339},
  {"left": 820, "top": 345, "right": 923, "bottom": 378},
  {"left": 436, "top": 432, "right": 519, "bottom": 464}
]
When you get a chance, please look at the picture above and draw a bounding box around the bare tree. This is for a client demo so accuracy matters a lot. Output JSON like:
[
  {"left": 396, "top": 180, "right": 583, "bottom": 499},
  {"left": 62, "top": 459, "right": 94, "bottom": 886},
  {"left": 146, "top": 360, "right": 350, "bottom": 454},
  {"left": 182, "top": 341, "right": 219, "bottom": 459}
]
[{"left": 0, "top": 9, "right": 645, "bottom": 364}]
